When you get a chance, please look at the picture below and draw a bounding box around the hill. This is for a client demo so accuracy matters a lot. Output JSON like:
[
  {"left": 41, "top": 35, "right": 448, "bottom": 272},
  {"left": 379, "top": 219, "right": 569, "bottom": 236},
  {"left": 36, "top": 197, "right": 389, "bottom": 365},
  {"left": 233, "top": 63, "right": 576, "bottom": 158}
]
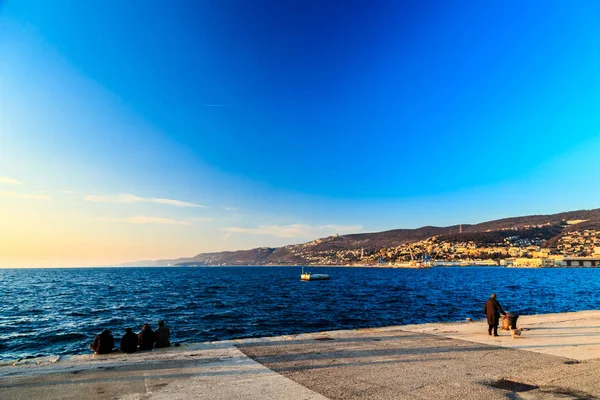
[{"left": 127, "top": 208, "right": 600, "bottom": 266}]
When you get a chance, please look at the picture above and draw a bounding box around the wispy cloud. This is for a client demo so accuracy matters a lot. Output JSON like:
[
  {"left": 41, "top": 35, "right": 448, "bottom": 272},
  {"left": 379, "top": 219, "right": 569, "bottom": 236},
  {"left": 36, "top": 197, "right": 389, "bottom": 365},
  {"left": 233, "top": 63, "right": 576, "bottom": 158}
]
[
  {"left": 192, "top": 217, "right": 214, "bottom": 222},
  {"left": 0, "top": 191, "right": 51, "bottom": 200},
  {"left": 127, "top": 216, "right": 191, "bottom": 225},
  {"left": 85, "top": 193, "right": 205, "bottom": 208},
  {"left": 222, "top": 206, "right": 238, "bottom": 211},
  {"left": 0, "top": 177, "right": 22, "bottom": 185},
  {"left": 99, "top": 216, "right": 191, "bottom": 225},
  {"left": 221, "top": 224, "right": 362, "bottom": 239}
]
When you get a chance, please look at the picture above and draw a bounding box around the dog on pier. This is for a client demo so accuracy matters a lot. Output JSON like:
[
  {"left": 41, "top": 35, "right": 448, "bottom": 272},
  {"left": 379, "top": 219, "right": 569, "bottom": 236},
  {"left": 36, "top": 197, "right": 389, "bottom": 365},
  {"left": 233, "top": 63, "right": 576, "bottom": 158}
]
[{"left": 509, "top": 326, "right": 522, "bottom": 338}]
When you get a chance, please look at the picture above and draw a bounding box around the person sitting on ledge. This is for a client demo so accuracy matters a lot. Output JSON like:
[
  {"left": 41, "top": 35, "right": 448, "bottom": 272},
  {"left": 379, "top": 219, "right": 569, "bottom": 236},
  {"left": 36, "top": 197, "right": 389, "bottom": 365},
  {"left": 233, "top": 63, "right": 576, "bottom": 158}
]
[
  {"left": 484, "top": 293, "right": 506, "bottom": 337},
  {"left": 138, "top": 323, "right": 155, "bottom": 350},
  {"left": 90, "top": 329, "right": 115, "bottom": 355},
  {"left": 119, "top": 327, "right": 138, "bottom": 353},
  {"left": 154, "top": 320, "right": 171, "bottom": 348}
]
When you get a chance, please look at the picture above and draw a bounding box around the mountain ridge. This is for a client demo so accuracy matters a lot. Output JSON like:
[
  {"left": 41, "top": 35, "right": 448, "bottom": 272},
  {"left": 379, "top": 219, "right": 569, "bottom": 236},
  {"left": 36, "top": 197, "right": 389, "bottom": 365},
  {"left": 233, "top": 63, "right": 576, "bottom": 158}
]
[{"left": 125, "top": 208, "right": 600, "bottom": 266}]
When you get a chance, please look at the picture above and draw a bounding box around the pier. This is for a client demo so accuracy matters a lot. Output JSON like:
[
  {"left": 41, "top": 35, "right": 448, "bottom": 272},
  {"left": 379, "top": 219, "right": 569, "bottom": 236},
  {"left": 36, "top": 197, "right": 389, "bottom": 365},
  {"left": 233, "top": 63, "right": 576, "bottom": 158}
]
[{"left": 3, "top": 311, "right": 600, "bottom": 399}]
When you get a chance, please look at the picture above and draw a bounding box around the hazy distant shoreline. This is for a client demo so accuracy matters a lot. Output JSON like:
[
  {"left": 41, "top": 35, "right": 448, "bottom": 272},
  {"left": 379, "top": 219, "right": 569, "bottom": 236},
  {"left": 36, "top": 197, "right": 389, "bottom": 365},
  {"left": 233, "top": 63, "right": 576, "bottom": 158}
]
[{"left": 4, "top": 264, "right": 600, "bottom": 269}]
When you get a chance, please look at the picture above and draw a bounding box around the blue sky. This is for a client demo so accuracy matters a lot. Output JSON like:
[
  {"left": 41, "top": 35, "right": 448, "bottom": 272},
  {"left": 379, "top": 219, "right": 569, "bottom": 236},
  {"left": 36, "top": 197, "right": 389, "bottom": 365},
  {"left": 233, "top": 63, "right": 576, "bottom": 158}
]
[{"left": 1, "top": 1, "right": 599, "bottom": 266}]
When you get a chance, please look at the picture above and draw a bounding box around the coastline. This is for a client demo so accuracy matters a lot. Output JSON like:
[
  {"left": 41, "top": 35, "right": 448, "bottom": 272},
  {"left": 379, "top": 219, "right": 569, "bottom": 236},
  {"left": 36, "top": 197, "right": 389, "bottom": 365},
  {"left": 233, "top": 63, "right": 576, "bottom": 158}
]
[
  {"left": 4, "top": 310, "right": 600, "bottom": 399},
  {"left": 6, "top": 264, "right": 600, "bottom": 270}
]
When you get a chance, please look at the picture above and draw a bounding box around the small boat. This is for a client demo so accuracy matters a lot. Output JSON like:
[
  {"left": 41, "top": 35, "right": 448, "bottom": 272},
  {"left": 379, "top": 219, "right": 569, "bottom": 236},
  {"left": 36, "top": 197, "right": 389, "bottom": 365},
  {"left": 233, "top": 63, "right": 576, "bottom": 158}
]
[{"left": 300, "top": 266, "right": 330, "bottom": 281}]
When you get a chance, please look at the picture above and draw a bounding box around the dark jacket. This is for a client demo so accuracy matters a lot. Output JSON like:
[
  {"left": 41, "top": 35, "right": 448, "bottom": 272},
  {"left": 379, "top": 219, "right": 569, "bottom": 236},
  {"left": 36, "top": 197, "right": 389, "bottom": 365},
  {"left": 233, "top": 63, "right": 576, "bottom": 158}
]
[
  {"left": 120, "top": 331, "right": 139, "bottom": 353},
  {"left": 138, "top": 326, "right": 155, "bottom": 350},
  {"left": 484, "top": 298, "right": 506, "bottom": 325},
  {"left": 154, "top": 326, "right": 171, "bottom": 348},
  {"left": 90, "top": 330, "right": 114, "bottom": 354}
]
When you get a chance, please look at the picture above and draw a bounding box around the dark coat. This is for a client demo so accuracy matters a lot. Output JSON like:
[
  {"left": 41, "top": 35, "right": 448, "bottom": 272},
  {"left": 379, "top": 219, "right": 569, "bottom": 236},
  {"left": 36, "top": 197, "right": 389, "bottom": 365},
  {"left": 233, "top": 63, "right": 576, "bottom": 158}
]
[
  {"left": 154, "top": 326, "right": 171, "bottom": 348},
  {"left": 138, "top": 327, "right": 155, "bottom": 350},
  {"left": 120, "top": 331, "right": 139, "bottom": 353},
  {"left": 484, "top": 298, "right": 505, "bottom": 325},
  {"left": 90, "top": 330, "right": 114, "bottom": 354}
]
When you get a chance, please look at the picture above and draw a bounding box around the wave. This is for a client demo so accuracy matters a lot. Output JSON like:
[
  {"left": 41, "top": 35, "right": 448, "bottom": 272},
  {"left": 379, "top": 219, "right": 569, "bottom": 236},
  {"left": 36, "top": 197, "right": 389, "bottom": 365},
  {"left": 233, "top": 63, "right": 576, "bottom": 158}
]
[
  {"left": 66, "top": 312, "right": 87, "bottom": 317},
  {"left": 4, "top": 266, "right": 600, "bottom": 361},
  {"left": 46, "top": 333, "right": 88, "bottom": 344}
]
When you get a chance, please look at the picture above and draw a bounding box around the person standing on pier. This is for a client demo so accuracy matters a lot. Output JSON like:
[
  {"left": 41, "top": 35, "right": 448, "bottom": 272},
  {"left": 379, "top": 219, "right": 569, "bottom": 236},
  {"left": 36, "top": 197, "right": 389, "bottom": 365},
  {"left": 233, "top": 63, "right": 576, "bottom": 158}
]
[{"left": 484, "top": 293, "right": 506, "bottom": 336}]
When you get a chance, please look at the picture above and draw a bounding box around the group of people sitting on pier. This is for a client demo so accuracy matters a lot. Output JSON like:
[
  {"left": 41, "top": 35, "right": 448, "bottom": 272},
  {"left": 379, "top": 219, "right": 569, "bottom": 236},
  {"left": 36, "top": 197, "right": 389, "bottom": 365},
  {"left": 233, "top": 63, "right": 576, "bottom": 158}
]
[{"left": 90, "top": 320, "right": 171, "bottom": 355}]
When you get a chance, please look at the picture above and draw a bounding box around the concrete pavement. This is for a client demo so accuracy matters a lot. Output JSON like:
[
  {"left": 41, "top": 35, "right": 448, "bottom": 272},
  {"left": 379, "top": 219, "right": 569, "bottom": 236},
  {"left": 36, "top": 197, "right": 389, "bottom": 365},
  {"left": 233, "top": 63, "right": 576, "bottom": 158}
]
[
  {"left": 3, "top": 311, "right": 600, "bottom": 399},
  {"left": 0, "top": 343, "right": 327, "bottom": 400},
  {"left": 402, "top": 310, "right": 600, "bottom": 361}
]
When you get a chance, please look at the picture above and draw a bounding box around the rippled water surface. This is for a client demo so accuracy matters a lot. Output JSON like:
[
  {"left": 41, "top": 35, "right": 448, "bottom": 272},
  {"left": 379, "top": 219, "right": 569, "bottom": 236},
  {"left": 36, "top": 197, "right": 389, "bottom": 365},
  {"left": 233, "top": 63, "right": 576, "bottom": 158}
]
[{"left": 1, "top": 266, "right": 599, "bottom": 360}]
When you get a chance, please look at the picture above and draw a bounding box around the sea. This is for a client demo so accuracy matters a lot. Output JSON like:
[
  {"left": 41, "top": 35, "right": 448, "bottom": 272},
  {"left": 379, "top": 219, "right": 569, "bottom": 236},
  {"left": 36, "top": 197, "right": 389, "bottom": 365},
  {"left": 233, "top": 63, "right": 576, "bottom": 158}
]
[{"left": 0, "top": 266, "right": 598, "bottom": 361}]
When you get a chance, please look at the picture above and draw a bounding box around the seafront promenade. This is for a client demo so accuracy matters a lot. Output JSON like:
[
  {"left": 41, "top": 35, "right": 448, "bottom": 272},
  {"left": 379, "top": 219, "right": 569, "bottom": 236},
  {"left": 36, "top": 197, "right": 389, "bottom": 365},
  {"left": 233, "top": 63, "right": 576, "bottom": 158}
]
[{"left": 3, "top": 311, "right": 600, "bottom": 399}]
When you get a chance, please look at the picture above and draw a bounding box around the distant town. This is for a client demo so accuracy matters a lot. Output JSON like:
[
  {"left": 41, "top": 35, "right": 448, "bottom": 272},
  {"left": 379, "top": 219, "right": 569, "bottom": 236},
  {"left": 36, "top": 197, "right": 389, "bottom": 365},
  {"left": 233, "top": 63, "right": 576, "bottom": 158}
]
[
  {"left": 289, "top": 222, "right": 600, "bottom": 268},
  {"left": 139, "top": 209, "right": 600, "bottom": 268}
]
